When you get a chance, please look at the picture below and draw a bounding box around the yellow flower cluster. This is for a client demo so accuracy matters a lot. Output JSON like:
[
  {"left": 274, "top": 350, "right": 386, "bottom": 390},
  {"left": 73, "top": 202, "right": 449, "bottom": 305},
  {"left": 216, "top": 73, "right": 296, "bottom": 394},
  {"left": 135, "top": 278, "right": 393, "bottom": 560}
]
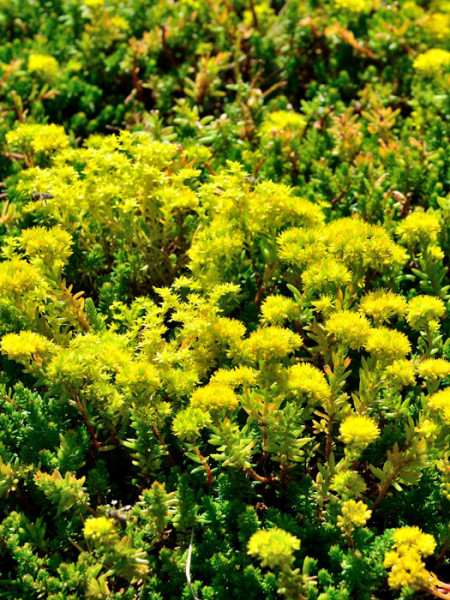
[
  {"left": 28, "top": 54, "right": 59, "bottom": 80},
  {"left": 277, "top": 228, "right": 324, "bottom": 268},
  {"left": 340, "top": 415, "right": 380, "bottom": 450},
  {"left": 6, "top": 123, "right": 69, "bottom": 155},
  {"left": 384, "top": 359, "right": 415, "bottom": 387},
  {"left": 324, "top": 218, "right": 406, "bottom": 272},
  {"left": 423, "top": 12, "right": 450, "bottom": 40},
  {"left": 427, "top": 388, "right": 450, "bottom": 426},
  {"left": 210, "top": 366, "right": 257, "bottom": 388},
  {"left": 172, "top": 407, "right": 212, "bottom": 442},
  {"left": 260, "top": 295, "right": 298, "bottom": 325},
  {"left": 337, "top": 500, "right": 371, "bottom": 533},
  {"left": 116, "top": 361, "right": 161, "bottom": 398},
  {"left": 330, "top": 470, "right": 366, "bottom": 499},
  {"left": 363, "top": 327, "right": 411, "bottom": 363},
  {"left": 247, "top": 527, "right": 300, "bottom": 569},
  {"left": 83, "top": 516, "right": 120, "bottom": 549},
  {"left": 334, "top": 0, "right": 374, "bottom": 12},
  {"left": 325, "top": 310, "right": 371, "bottom": 350},
  {"left": 286, "top": 363, "right": 331, "bottom": 404},
  {"left": 240, "top": 326, "right": 303, "bottom": 363},
  {"left": 384, "top": 526, "right": 436, "bottom": 590},
  {"left": 248, "top": 182, "right": 324, "bottom": 235},
  {"left": 417, "top": 358, "right": 450, "bottom": 381},
  {"left": 190, "top": 383, "right": 239, "bottom": 413},
  {"left": 0, "top": 258, "right": 44, "bottom": 298},
  {"left": 406, "top": 295, "right": 446, "bottom": 331},
  {"left": 1, "top": 331, "right": 54, "bottom": 361},
  {"left": 396, "top": 212, "right": 441, "bottom": 247},
  {"left": 359, "top": 291, "right": 407, "bottom": 324},
  {"left": 259, "top": 110, "right": 306, "bottom": 138},
  {"left": 19, "top": 227, "right": 73, "bottom": 270},
  {"left": 302, "top": 258, "right": 352, "bottom": 295},
  {"left": 413, "top": 48, "right": 450, "bottom": 74}
]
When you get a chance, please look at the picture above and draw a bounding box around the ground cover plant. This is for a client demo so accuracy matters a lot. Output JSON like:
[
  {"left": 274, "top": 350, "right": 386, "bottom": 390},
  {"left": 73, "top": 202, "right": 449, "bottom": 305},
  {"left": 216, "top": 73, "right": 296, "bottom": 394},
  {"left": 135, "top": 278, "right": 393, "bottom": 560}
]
[{"left": 0, "top": 0, "right": 449, "bottom": 599}]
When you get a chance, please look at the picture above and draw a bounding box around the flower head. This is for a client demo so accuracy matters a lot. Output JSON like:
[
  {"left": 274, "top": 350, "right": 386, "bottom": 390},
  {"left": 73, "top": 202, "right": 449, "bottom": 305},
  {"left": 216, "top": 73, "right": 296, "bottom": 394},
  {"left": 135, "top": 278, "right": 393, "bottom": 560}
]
[
  {"left": 417, "top": 358, "right": 450, "bottom": 381},
  {"left": 396, "top": 212, "right": 441, "bottom": 247},
  {"left": 364, "top": 327, "right": 411, "bottom": 363},
  {"left": 84, "top": 516, "right": 120, "bottom": 549},
  {"left": 190, "top": 383, "right": 239, "bottom": 413},
  {"left": 19, "top": 227, "right": 73, "bottom": 270},
  {"left": 240, "top": 326, "right": 303, "bottom": 363},
  {"left": 384, "top": 526, "right": 437, "bottom": 591},
  {"left": 210, "top": 366, "right": 257, "bottom": 388},
  {"left": 261, "top": 295, "right": 298, "bottom": 325},
  {"left": 427, "top": 388, "right": 450, "bottom": 426},
  {"left": 259, "top": 111, "right": 306, "bottom": 139},
  {"left": 384, "top": 360, "right": 415, "bottom": 387},
  {"left": 28, "top": 54, "right": 59, "bottom": 81},
  {"left": 6, "top": 123, "right": 69, "bottom": 155},
  {"left": 360, "top": 291, "right": 407, "bottom": 324},
  {"left": 340, "top": 415, "right": 380, "bottom": 450},
  {"left": 334, "top": 0, "right": 374, "bottom": 12},
  {"left": 1, "top": 331, "right": 54, "bottom": 362},
  {"left": 407, "top": 295, "right": 446, "bottom": 331},
  {"left": 325, "top": 310, "right": 371, "bottom": 350},
  {"left": 302, "top": 258, "right": 352, "bottom": 295},
  {"left": 286, "top": 363, "right": 331, "bottom": 404},
  {"left": 247, "top": 527, "right": 300, "bottom": 569},
  {"left": 337, "top": 500, "right": 371, "bottom": 534},
  {"left": 172, "top": 407, "right": 212, "bottom": 442},
  {"left": 0, "top": 259, "right": 45, "bottom": 299},
  {"left": 414, "top": 48, "right": 450, "bottom": 74},
  {"left": 330, "top": 470, "right": 366, "bottom": 499}
]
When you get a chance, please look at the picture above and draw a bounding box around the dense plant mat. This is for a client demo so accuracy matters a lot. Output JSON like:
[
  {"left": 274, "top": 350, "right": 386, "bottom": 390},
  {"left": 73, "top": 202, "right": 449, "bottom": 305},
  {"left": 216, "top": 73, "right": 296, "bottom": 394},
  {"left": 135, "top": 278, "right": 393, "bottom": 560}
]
[{"left": 0, "top": 1, "right": 449, "bottom": 599}]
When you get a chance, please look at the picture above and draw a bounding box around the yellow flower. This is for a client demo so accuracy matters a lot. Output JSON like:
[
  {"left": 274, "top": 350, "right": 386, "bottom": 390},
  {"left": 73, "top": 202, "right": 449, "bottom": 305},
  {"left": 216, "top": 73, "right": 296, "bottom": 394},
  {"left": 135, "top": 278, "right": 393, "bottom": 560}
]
[
  {"left": 325, "top": 310, "right": 371, "bottom": 350},
  {"left": 423, "top": 12, "right": 450, "bottom": 40},
  {"left": 330, "top": 471, "right": 366, "bottom": 499},
  {"left": 19, "top": 227, "right": 73, "bottom": 270},
  {"left": 340, "top": 415, "right": 380, "bottom": 450},
  {"left": 417, "top": 358, "right": 450, "bottom": 381},
  {"left": 260, "top": 295, "right": 298, "bottom": 325},
  {"left": 302, "top": 258, "right": 352, "bottom": 295},
  {"left": 259, "top": 110, "right": 306, "bottom": 138},
  {"left": 392, "top": 526, "right": 436, "bottom": 556},
  {"left": 396, "top": 212, "right": 441, "bottom": 246},
  {"left": 1, "top": 331, "right": 54, "bottom": 361},
  {"left": 277, "top": 227, "right": 326, "bottom": 268},
  {"left": 363, "top": 327, "right": 411, "bottom": 363},
  {"left": 84, "top": 517, "right": 119, "bottom": 549},
  {"left": 247, "top": 527, "right": 300, "bottom": 569},
  {"left": 414, "top": 48, "right": 450, "bottom": 74},
  {"left": 116, "top": 361, "right": 160, "bottom": 397},
  {"left": 28, "top": 54, "right": 59, "bottom": 81},
  {"left": 210, "top": 366, "right": 257, "bottom": 388},
  {"left": 337, "top": 500, "right": 372, "bottom": 533},
  {"left": 406, "top": 295, "right": 446, "bottom": 331},
  {"left": 286, "top": 363, "right": 331, "bottom": 404},
  {"left": 190, "top": 383, "right": 239, "bottom": 413},
  {"left": 6, "top": 123, "right": 69, "bottom": 155},
  {"left": 427, "top": 388, "right": 450, "bottom": 426},
  {"left": 312, "top": 294, "right": 335, "bottom": 316},
  {"left": 384, "top": 360, "right": 415, "bottom": 387},
  {"left": 359, "top": 291, "right": 407, "bottom": 324},
  {"left": 0, "top": 259, "right": 44, "bottom": 298},
  {"left": 334, "top": 0, "right": 374, "bottom": 12},
  {"left": 384, "top": 526, "right": 437, "bottom": 591},
  {"left": 172, "top": 407, "right": 212, "bottom": 442},
  {"left": 240, "top": 326, "right": 303, "bottom": 363}
]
